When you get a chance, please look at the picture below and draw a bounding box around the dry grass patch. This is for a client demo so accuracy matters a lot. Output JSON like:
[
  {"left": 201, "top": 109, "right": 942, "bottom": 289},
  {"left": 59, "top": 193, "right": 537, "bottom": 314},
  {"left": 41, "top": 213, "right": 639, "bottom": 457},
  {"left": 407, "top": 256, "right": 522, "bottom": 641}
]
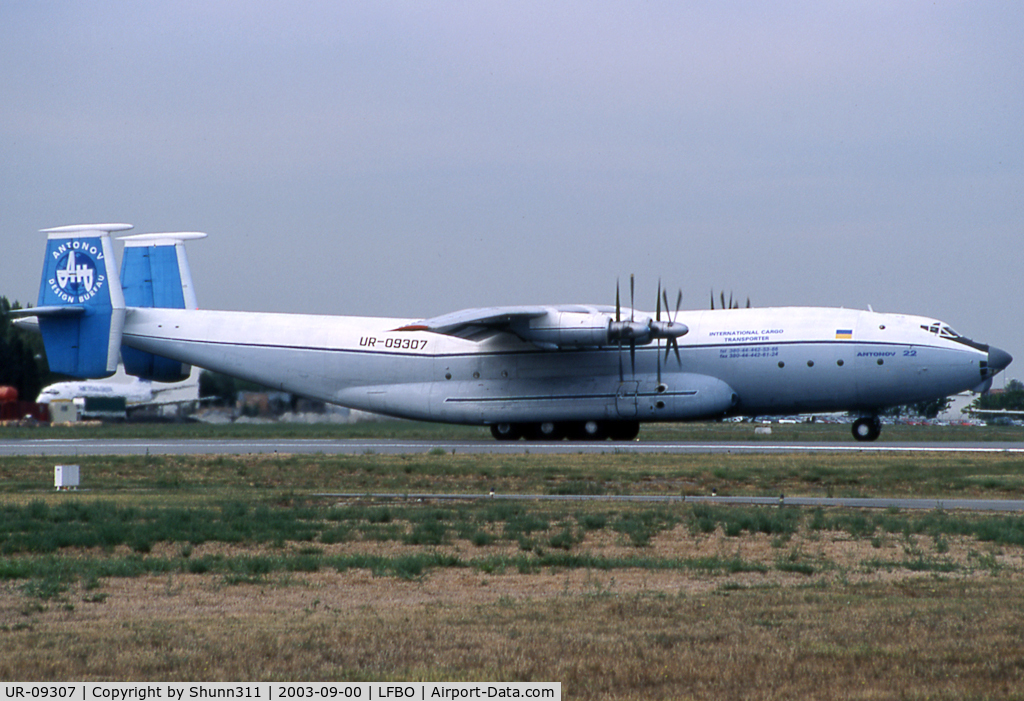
[
  {"left": 2, "top": 569, "right": 1024, "bottom": 699},
  {"left": 3, "top": 516, "right": 1024, "bottom": 696}
]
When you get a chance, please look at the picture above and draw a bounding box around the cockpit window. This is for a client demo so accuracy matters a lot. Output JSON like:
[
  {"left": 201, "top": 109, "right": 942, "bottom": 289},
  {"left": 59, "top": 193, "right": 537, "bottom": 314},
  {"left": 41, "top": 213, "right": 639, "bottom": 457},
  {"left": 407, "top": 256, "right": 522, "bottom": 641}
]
[{"left": 920, "top": 323, "right": 960, "bottom": 339}]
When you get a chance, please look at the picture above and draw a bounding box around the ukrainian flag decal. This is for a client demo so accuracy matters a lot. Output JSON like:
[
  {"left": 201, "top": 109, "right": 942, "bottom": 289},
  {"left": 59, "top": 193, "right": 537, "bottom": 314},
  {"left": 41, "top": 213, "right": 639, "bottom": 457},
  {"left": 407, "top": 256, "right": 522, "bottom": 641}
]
[{"left": 835, "top": 329, "right": 853, "bottom": 339}]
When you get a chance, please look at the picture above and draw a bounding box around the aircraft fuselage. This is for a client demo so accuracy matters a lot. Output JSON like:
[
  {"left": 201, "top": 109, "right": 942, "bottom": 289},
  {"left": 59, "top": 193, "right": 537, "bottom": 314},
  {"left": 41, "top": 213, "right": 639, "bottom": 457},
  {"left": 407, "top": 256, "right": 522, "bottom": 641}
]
[{"left": 120, "top": 305, "right": 996, "bottom": 431}]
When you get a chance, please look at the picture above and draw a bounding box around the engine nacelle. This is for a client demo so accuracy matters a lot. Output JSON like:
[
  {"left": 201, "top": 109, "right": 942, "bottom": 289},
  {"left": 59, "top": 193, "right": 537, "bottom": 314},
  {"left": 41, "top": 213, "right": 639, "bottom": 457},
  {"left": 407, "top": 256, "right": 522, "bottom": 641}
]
[
  {"left": 511, "top": 311, "right": 612, "bottom": 348},
  {"left": 511, "top": 309, "right": 690, "bottom": 349}
]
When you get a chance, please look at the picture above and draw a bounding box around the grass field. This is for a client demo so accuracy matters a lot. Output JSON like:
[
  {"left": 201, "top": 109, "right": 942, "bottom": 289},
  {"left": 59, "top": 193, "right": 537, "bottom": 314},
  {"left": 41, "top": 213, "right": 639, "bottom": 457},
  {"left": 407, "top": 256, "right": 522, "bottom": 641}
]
[{"left": 2, "top": 423, "right": 1024, "bottom": 697}]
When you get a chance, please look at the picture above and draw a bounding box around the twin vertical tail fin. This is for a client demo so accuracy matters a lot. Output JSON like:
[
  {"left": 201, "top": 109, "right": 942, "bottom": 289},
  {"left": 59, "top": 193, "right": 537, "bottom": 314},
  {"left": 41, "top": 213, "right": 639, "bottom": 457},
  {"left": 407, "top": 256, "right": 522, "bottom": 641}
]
[
  {"left": 119, "top": 232, "right": 206, "bottom": 381},
  {"left": 33, "top": 224, "right": 131, "bottom": 378},
  {"left": 24, "top": 224, "right": 206, "bottom": 380}
]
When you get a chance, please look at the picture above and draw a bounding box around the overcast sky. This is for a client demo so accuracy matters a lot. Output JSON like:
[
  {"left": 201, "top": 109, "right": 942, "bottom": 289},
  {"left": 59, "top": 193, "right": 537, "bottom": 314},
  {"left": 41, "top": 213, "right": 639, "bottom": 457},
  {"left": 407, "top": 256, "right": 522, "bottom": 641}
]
[{"left": 3, "top": 2, "right": 1022, "bottom": 381}]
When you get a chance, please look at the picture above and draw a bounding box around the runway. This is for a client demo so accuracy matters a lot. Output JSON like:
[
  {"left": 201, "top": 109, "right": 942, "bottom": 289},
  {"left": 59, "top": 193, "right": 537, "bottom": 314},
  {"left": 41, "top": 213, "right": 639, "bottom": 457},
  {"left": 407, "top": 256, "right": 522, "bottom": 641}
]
[{"left": 2, "top": 437, "right": 1024, "bottom": 456}]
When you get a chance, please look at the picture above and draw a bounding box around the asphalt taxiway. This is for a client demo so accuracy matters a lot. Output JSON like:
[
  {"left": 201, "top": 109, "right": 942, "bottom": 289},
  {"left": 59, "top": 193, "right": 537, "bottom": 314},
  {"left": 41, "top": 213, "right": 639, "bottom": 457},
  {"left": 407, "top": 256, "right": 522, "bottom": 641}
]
[{"left": 2, "top": 438, "right": 1024, "bottom": 456}]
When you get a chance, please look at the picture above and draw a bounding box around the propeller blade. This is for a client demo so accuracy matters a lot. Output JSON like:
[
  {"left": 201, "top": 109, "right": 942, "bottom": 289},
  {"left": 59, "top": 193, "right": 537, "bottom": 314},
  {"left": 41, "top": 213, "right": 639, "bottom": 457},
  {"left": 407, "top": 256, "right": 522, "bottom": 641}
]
[
  {"left": 629, "top": 274, "right": 635, "bottom": 322},
  {"left": 675, "top": 290, "right": 684, "bottom": 362},
  {"left": 720, "top": 291, "right": 726, "bottom": 310},
  {"left": 615, "top": 278, "right": 623, "bottom": 381},
  {"left": 657, "top": 338, "right": 662, "bottom": 385},
  {"left": 626, "top": 271, "right": 635, "bottom": 377},
  {"left": 656, "top": 280, "right": 665, "bottom": 384},
  {"left": 656, "top": 279, "right": 662, "bottom": 321},
  {"left": 615, "top": 279, "right": 621, "bottom": 323}
]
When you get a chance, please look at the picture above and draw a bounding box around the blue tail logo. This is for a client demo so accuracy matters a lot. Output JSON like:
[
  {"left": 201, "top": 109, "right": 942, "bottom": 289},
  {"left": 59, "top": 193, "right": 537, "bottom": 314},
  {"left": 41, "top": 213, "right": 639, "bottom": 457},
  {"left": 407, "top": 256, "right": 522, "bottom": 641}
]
[
  {"left": 49, "top": 244, "right": 104, "bottom": 303},
  {"left": 33, "top": 224, "right": 130, "bottom": 378}
]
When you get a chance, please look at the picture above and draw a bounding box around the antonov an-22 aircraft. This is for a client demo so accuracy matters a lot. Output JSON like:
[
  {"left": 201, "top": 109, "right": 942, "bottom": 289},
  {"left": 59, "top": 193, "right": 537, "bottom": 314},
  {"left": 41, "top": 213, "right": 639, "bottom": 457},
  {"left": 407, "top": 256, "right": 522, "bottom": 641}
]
[{"left": 18, "top": 224, "right": 1012, "bottom": 442}]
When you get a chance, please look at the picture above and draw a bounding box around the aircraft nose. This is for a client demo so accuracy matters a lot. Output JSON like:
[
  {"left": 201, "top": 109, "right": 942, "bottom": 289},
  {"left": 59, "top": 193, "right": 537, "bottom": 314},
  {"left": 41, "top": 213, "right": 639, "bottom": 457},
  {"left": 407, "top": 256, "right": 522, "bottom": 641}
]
[{"left": 988, "top": 345, "right": 1013, "bottom": 373}]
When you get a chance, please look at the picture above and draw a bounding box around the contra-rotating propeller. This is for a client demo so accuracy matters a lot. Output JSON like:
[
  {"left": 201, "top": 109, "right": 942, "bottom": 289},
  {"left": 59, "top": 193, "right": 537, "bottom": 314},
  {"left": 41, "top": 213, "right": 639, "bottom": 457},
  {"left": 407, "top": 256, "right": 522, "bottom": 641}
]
[
  {"left": 611, "top": 276, "right": 688, "bottom": 382},
  {"left": 653, "top": 281, "right": 685, "bottom": 384},
  {"left": 710, "top": 290, "right": 751, "bottom": 310},
  {"left": 613, "top": 275, "right": 643, "bottom": 381}
]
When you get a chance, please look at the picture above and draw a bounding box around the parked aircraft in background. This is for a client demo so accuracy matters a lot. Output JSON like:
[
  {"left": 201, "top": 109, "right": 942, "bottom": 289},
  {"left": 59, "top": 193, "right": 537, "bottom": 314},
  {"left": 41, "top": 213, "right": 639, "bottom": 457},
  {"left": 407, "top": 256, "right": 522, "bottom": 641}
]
[
  {"left": 14, "top": 224, "right": 1012, "bottom": 442},
  {"left": 37, "top": 364, "right": 199, "bottom": 410}
]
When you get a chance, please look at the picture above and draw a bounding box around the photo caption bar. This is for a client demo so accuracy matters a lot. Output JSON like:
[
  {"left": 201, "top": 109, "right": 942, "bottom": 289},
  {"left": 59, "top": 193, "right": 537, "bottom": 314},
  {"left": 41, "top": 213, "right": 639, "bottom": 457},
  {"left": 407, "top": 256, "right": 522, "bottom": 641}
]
[{"left": 0, "top": 684, "right": 560, "bottom": 701}]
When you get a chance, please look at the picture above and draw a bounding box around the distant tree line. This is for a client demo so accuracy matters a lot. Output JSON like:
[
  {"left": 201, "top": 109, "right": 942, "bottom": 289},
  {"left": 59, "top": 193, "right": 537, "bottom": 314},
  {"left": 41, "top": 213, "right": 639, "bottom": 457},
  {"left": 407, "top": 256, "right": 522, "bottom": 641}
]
[
  {"left": 975, "top": 379, "right": 1024, "bottom": 411},
  {"left": 882, "top": 397, "right": 952, "bottom": 420},
  {"left": 0, "top": 297, "right": 51, "bottom": 401}
]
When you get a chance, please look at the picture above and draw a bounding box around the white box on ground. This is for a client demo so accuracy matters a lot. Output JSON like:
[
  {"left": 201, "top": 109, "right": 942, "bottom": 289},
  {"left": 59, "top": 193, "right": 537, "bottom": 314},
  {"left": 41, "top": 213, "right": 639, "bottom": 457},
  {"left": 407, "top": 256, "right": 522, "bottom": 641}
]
[
  {"left": 55, "top": 464, "right": 80, "bottom": 490},
  {"left": 50, "top": 399, "right": 78, "bottom": 422}
]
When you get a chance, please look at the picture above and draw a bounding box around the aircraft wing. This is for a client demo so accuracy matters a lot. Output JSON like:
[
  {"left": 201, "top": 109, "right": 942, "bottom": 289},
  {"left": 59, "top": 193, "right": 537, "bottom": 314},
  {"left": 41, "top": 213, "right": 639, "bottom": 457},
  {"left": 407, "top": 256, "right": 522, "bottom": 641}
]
[
  {"left": 394, "top": 304, "right": 634, "bottom": 349},
  {"left": 394, "top": 306, "right": 551, "bottom": 341}
]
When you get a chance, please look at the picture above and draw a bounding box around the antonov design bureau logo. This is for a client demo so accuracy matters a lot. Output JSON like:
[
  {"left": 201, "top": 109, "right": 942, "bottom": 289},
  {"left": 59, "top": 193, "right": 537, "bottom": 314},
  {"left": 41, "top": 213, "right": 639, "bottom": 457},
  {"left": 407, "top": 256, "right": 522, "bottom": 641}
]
[{"left": 48, "top": 240, "right": 106, "bottom": 303}]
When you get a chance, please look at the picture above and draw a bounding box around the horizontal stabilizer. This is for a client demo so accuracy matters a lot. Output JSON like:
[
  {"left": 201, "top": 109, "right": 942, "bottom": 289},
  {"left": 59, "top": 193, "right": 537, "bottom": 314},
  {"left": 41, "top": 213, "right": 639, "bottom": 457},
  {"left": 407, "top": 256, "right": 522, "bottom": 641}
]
[{"left": 10, "top": 305, "right": 85, "bottom": 318}]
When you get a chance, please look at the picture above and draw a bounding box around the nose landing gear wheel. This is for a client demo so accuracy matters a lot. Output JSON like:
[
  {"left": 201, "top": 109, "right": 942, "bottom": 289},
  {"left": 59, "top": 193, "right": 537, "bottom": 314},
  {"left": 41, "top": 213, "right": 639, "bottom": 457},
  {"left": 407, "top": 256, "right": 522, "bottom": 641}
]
[{"left": 852, "top": 417, "right": 881, "bottom": 442}]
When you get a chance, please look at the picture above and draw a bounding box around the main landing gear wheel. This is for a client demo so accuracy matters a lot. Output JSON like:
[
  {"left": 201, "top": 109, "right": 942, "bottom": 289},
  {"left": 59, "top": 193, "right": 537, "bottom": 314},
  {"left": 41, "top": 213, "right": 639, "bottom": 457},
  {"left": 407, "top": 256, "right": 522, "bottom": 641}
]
[
  {"left": 523, "top": 421, "right": 566, "bottom": 441},
  {"left": 568, "top": 420, "right": 609, "bottom": 441},
  {"left": 852, "top": 417, "right": 881, "bottom": 442},
  {"left": 490, "top": 423, "right": 522, "bottom": 441},
  {"left": 491, "top": 420, "right": 640, "bottom": 441},
  {"left": 607, "top": 421, "right": 640, "bottom": 441}
]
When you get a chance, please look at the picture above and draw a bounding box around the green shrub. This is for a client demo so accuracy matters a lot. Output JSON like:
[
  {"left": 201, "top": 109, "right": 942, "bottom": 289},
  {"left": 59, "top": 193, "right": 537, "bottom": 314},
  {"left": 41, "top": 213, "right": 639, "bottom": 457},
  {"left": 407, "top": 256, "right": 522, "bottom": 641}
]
[
  {"left": 576, "top": 513, "right": 608, "bottom": 531},
  {"left": 470, "top": 530, "right": 494, "bottom": 547},
  {"left": 548, "top": 526, "right": 581, "bottom": 551}
]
